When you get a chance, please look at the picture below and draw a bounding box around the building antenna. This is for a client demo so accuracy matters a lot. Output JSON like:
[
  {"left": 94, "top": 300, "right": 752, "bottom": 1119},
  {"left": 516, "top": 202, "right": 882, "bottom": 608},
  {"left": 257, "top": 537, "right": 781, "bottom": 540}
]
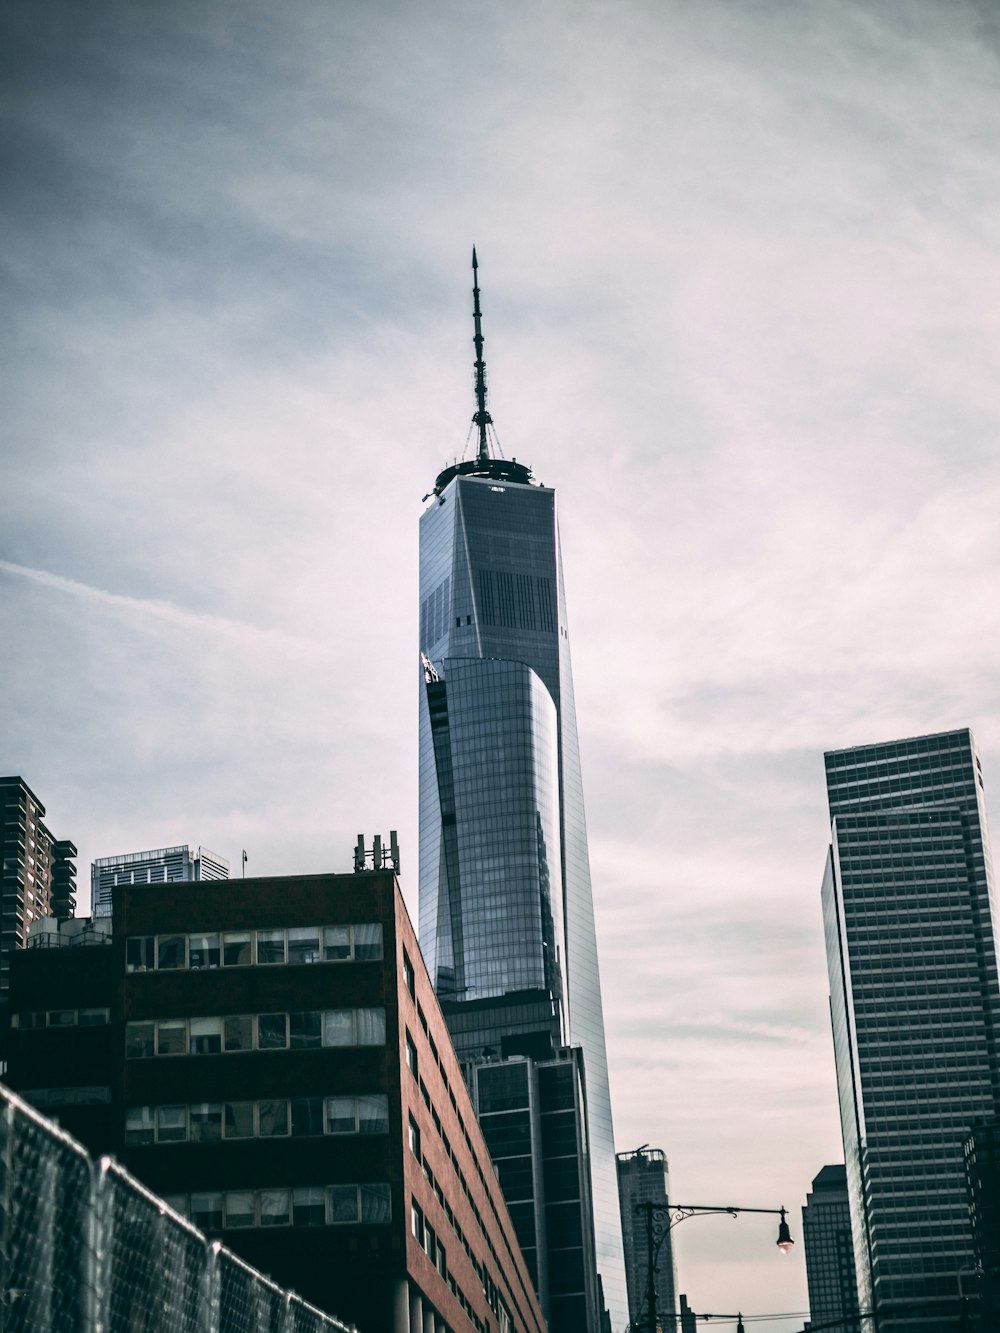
[{"left": 471, "top": 247, "right": 493, "bottom": 465}]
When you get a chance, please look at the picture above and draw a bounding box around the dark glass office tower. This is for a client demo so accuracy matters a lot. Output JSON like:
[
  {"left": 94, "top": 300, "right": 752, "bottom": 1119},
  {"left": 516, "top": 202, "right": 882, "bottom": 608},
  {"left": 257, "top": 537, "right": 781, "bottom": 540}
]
[
  {"left": 616, "top": 1147, "right": 677, "bottom": 1332},
  {"left": 801, "top": 1165, "right": 859, "bottom": 1331},
  {"left": 419, "top": 255, "right": 626, "bottom": 1330},
  {"left": 822, "top": 728, "right": 1000, "bottom": 1333}
]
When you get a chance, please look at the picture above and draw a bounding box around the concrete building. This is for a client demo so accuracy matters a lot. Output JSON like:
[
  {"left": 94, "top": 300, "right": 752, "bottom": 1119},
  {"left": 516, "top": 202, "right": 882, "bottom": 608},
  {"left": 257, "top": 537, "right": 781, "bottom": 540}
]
[
  {"left": 821, "top": 728, "right": 1000, "bottom": 1333},
  {"left": 419, "top": 253, "right": 625, "bottom": 1331},
  {"left": 5, "top": 859, "right": 547, "bottom": 1333},
  {"left": 616, "top": 1147, "right": 677, "bottom": 1332},
  {"left": 91, "top": 842, "right": 228, "bottom": 916},
  {"left": 801, "top": 1165, "right": 859, "bottom": 1331}
]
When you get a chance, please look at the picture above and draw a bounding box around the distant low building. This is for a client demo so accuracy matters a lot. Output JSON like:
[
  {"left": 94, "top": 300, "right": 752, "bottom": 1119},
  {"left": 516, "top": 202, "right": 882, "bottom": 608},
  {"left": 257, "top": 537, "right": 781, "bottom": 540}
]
[
  {"left": 91, "top": 842, "right": 228, "bottom": 916},
  {"left": 801, "top": 1165, "right": 859, "bottom": 1331}
]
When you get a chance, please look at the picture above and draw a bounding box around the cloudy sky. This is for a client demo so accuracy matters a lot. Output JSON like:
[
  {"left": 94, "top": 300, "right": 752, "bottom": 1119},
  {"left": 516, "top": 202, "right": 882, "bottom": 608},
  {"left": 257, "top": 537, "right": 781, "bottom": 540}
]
[{"left": 4, "top": 1, "right": 1000, "bottom": 1327}]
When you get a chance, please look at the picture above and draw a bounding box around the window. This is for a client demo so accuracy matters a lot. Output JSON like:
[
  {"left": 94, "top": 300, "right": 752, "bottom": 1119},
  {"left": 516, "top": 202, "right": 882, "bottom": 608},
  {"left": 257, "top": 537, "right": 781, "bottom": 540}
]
[
  {"left": 408, "top": 1115, "right": 421, "bottom": 1158},
  {"left": 78, "top": 1008, "right": 110, "bottom": 1027},
  {"left": 323, "top": 1010, "right": 354, "bottom": 1046},
  {"left": 356, "top": 1008, "right": 386, "bottom": 1046},
  {"left": 329, "top": 1186, "right": 358, "bottom": 1224},
  {"left": 326, "top": 1097, "right": 356, "bottom": 1134},
  {"left": 403, "top": 949, "right": 415, "bottom": 997},
  {"left": 189, "top": 1103, "right": 222, "bottom": 1143},
  {"left": 125, "top": 1107, "right": 155, "bottom": 1145},
  {"left": 224, "top": 1191, "right": 255, "bottom": 1229},
  {"left": 15, "top": 1011, "right": 45, "bottom": 1030},
  {"left": 189, "top": 934, "right": 220, "bottom": 970},
  {"left": 47, "top": 1010, "right": 74, "bottom": 1028},
  {"left": 222, "top": 932, "right": 251, "bottom": 967},
  {"left": 223, "top": 1015, "right": 253, "bottom": 1052},
  {"left": 259, "top": 1189, "right": 291, "bottom": 1227},
  {"left": 411, "top": 1200, "right": 424, "bottom": 1244},
  {"left": 157, "top": 936, "right": 186, "bottom": 970},
  {"left": 223, "top": 1102, "right": 254, "bottom": 1139},
  {"left": 257, "top": 1013, "right": 288, "bottom": 1050},
  {"left": 406, "top": 1031, "right": 418, "bottom": 1077},
  {"left": 361, "top": 1183, "right": 392, "bottom": 1223},
  {"left": 323, "top": 926, "right": 350, "bottom": 961},
  {"left": 126, "top": 1022, "right": 154, "bottom": 1059},
  {"left": 126, "top": 937, "right": 155, "bottom": 972},
  {"left": 156, "top": 1105, "right": 188, "bottom": 1143},
  {"left": 289, "top": 1011, "right": 322, "bottom": 1050},
  {"left": 287, "top": 927, "right": 320, "bottom": 965},
  {"left": 256, "top": 930, "right": 285, "bottom": 965},
  {"left": 358, "top": 1095, "right": 389, "bottom": 1135},
  {"left": 156, "top": 1021, "right": 186, "bottom": 1056},
  {"left": 190, "top": 1193, "right": 223, "bottom": 1233},
  {"left": 354, "top": 923, "right": 383, "bottom": 961},
  {"left": 290, "top": 1098, "right": 324, "bottom": 1137},
  {"left": 189, "top": 1017, "right": 223, "bottom": 1056},
  {"left": 292, "top": 1186, "right": 326, "bottom": 1227},
  {"left": 258, "top": 1100, "right": 289, "bottom": 1137}
]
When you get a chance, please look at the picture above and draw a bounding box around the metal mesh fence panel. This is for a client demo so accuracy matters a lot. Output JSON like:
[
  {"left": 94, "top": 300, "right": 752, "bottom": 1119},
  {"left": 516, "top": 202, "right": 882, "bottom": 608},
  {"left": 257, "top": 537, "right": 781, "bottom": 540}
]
[{"left": 0, "top": 1084, "right": 357, "bottom": 1333}]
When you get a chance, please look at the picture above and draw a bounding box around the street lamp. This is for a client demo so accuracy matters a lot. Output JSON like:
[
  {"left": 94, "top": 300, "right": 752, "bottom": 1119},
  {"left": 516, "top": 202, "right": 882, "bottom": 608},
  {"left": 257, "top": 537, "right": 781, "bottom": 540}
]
[{"left": 636, "top": 1200, "right": 795, "bottom": 1333}]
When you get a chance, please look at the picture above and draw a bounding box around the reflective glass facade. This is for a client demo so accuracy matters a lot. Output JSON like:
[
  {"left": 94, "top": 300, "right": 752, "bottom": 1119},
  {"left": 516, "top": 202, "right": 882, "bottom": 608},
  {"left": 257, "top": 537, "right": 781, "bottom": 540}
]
[
  {"left": 801, "top": 1164, "right": 859, "bottom": 1331},
  {"left": 419, "top": 473, "right": 627, "bottom": 1328},
  {"left": 822, "top": 728, "right": 1000, "bottom": 1333}
]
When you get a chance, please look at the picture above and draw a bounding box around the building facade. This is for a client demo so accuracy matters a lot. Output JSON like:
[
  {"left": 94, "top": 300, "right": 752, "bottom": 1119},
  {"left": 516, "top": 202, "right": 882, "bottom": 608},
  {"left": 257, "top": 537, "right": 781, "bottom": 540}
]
[
  {"left": 616, "top": 1147, "right": 677, "bottom": 1333},
  {"left": 418, "top": 256, "right": 626, "bottom": 1329},
  {"left": 801, "top": 1165, "right": 859, "bottom": 1331},
  {"left": 91, "top": 842, "right": 228, "bottom": 916},
  {"left": 822, "top": 728, "right": 1000, "bottom": 1333},
  {"left": 5, "top": 866, "right": 547, "bottom": 1333},
  {"left": 964, "top": 1118, "right": 1000, "bottom": 1328}
]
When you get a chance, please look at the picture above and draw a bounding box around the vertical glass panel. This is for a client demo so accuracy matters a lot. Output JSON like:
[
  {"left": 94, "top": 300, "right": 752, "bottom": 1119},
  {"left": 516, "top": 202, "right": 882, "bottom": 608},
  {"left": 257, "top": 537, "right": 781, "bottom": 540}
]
[
  {"left": 223, "top": 1102, "right": 254, "bottom": 1139},
  {"left": 78, "top": 1008, "right": 110, "bottom": 1026},
  {"left": 125, "top": 1107, "right": 154, "bottom": 1145},
  {"left": 190, "top": 1192, "right": 223, "bottom": 1232},
  {"left": 361, "top": 1183, "right": 391, "bottom": 1223},
  {"left": 190, "top": 1103, "right": 223, "bottom": 1143},
  {"left": 222, "top": 932, "right": 251, "bottom": 967},
  {"left": 259, "top": 1190, "right": 291, "bottom": 1227},
  {"left": 189, "top": 934, "right": 220, "bottom": 969},
  {"left": 223, "top": 1015, "right": 252, "bottom": 1052},
  {"left": 156, "top": 1021, "right": 187, "bottom": 1056},
  {"left": 258, "top": 1100, "right": 289, "bottom": 1137},
  {"left": 257, "top": 1013, "right": 288, "bottom": 1050},
  {"left": 292, "top": 1187, "right": 326, "bottom": 1226},
  {"left": 289, "top": 1011, "right": 322, "bottom": 1050},
  {"left": 323, "top": 926, "right": 351, "bottom": 961},
  {"left": 224, "top": 1191, "right": 255, "bottom": 1228},
  {"left": 189, "top": 1017, "right": 223, "bottom": 1055},
  {"left": 157, "top": 936, "right": 187, "bottom": 970},
  {"left": 156, "top": 1105, "right": 188, "bottom": 1143},
  {"left": 125, "top": 1022, "right": 155, "bottom": 1059},
  {"left": 354, "top": 923, "right": 383, "bottom": 961},
  {"left": 47, "top": 1010, "right": 75, "bottom": 1027},
  {"left": 126, "top": 937, "right": 155, "bottom": 972},
  {"left": 356, "top": 1008, "right": 386, "bottom": 1046},
  {"left": 287, "top": 927, "right": 321, "bottom": 965},
  {"left": 290, "top": 1098, "right": 324, "bottom": 1137},
  {"left": 256, "top": 930, "right": 286, "bottom": 965},
  {"left": 323, "top": 1010, "right": 354, "bottom": 1046},
  {"left": 329, "top": 1186, "right": 359, "bottom": 1224},
  {"left": 325, "top": 1097, "right": 357, "bottom": 1134},
  {"left": 358, "top": 1095, "right": 389, "bottom": 1135}
]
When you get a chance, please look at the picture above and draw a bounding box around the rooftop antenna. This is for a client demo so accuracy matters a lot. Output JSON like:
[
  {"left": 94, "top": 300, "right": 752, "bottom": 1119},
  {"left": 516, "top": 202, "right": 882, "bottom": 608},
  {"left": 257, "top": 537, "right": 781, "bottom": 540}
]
[{"left": 471, "top": 247, "right": 493, "bottom": 466}]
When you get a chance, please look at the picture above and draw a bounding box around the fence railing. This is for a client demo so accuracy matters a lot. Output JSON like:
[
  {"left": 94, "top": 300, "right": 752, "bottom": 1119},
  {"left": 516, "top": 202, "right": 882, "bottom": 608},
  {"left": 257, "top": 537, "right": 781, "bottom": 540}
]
[{"left": 0, "top": 1082, "right": 358, "bottom": 1332}]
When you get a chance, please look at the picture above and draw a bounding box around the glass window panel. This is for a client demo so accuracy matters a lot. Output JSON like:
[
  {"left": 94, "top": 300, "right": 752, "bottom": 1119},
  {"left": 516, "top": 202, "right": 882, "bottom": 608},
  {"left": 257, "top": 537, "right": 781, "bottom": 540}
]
[
  {"left": 358, "top": 1095, "right": 389, "bottom": 1135},
  {"left": 156, "top": 1105, "right": 188, "bottom": 1143},
  {"left": 223, "top": 1102, "right": 254, "bottom": 1139},
  {"left": 353, "top": 923, "right": 383, "bottom": 961},
  {"left": 189, "top": 934, "right": 220, "bottom": 970},
  {"left": 78, "top": 1008, "right": 110, "bottom": 1026},
  {"left": 323, "top": 926, "right": 351, "bottom": 961},
  {"left": 163, "top": 1195, "right": 187, "bottom": 1217},
  {"left": 125, "top": 1107, "right": 154, "bottom": 1145},
  {"left": 356, "top": 1008, "right": 386, "bottom": 1046},
  {"left": 223, "top": 1015, "right": 253, "bottom": 1052},
  {"left": 157, "top": 936, "right": 187, "bottom": 970},
  {"left": 323, "top": 1010, "right": 354, "bottom": 1046},
  {"left": 190, "top": 1192, "right": 223, "bottom": 1233},
  {"left": 325, "top": 1097, "right": 357, "bottom": 1134},
  {"left": 328, "top": 1186, "right": 359, "bottom": 1224},
  {"left": 258, "top": 1100, "right": 289, "bottom": 1137},
  {"left": 47, "top": 1010, "right": 75, "bottom": 1027},
  {"left": 290, "top": 1098, "right": 324, "bottom": 1137},
  {"left": 259, "top": 1189, "right": 290, "bottom": 1227},
  {"left": 156, "top": 1021, "right": 187, "bottom": 1057},
  {"left": 256, "top": 929, "right": 286, "bottom": 965},
  {"left": 287, "top": 927, "right": 321, "bottom": 965},
  {"left": 257, "top": 1013, "right": 288, "bottom": 1050},
  {"left": 126, "top": 937, "right": 155, "bottom": 972},
  {"left": 190, "top": 1103, "right": 222, "bottom": 1143},
  {"left": 222, "top": 932, "right": 251, "bottom": 967},
  {"left": 361, "top": 1183, "right": 392, "bottom": 1223},
  {"left": 189, "top": 1017, "right": 223, "bottom": 1055},
  {"left": 289, "top": 1011, "right": 322, "bottom": 1050},
  {"left": 224, "top": 1191, "right": 255, "bottom": 1229},
  {"left": 126, "top": 1022, "right": 154, "bottom": 1059},
  {"left": 292, "top": 1187, "right": 326, "bottom": 1226}
]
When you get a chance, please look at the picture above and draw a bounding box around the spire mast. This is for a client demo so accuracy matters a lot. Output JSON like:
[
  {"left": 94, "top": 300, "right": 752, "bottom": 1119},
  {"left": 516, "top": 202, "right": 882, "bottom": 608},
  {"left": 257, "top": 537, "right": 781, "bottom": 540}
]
[{"left": 471, "top": 247, "right": 493, "bottom": 465}]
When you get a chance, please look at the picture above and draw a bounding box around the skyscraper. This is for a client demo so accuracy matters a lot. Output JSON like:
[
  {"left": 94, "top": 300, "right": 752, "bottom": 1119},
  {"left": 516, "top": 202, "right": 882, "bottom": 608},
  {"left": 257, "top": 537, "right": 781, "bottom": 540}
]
[
  {"left": 419, "top": 253, "right": 626, "bottom": 1329},
  {"left": 821, "top": 728, "right": 1000, "bottom": 1333},
  {"left": 616, "top": 1147, "right": 678, "bottom": 1332},
  {"left": 801, "top": 1165, "right": 858, "bottom": 1331},
  {"left": 91, "top": 843, "right": 229, "bottom": 916}
]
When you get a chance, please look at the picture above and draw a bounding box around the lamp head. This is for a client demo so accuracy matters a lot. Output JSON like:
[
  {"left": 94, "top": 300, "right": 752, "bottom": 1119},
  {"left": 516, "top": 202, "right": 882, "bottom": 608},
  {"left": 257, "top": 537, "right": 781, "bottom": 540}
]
[{"left": 776, "top": 1206, "right": 794, "bottom": 1254}]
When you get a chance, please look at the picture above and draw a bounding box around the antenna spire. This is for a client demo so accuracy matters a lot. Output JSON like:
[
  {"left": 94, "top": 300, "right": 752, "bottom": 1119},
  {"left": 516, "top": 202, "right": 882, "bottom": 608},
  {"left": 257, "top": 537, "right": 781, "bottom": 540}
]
[{"left": 471, "top": 247, "right": 493, "bottom": 465}]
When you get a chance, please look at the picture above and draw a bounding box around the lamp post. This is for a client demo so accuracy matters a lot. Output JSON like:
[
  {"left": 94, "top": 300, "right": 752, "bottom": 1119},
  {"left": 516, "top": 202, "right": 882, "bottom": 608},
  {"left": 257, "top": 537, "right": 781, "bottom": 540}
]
[{"left": 636, "top": 1200, "right": 794, "bottom": 1333}]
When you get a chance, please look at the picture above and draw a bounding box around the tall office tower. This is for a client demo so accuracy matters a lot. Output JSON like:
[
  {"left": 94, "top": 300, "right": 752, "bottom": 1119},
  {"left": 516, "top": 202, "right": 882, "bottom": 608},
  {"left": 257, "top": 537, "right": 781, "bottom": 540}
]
[
  {"left": 0, "top": 776, "right": 76, "bottom": 998},
  {"left": 91, "top": 843, "right": 229, "bottom": 917},
  {"left": 616, "top": 1147, "right": 678, "bottom": 1332},
  {"left": 419, "top": 253, "right": 627, "bottom": 1330},
  {"left": 801, "top": 1165, "right": 859, "bottom": 1331},
  {"left": 964, "top": 1119, "right": 1000, "bottom": 1327},
  {"left": 822, "top": 728, "right": 1000, "bottom": 1333}
]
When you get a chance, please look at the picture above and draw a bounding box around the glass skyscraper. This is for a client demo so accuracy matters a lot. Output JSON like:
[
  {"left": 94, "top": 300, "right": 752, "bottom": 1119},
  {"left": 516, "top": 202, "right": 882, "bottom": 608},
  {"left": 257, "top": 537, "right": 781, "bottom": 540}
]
[
  {"left": 419, "top": 254, "right": 626, "bottom": 1330},
  {"left": 822, "top": 728, "right": 1000, "bottom": 1333},
  {"left": 801, "top": 1165, "right": 859, "bottom": 1331}
]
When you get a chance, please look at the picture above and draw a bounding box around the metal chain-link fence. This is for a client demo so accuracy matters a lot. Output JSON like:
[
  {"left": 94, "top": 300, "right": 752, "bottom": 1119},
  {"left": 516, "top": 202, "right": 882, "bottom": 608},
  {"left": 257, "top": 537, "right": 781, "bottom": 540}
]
[{"left": 0, "top": 1082, "right": 357, "bottom": 1332}]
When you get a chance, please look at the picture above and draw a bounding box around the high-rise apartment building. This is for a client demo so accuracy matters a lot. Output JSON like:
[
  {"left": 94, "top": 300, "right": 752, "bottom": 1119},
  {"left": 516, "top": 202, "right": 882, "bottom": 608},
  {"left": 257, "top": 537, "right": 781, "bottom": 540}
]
[
  {"left": 419, "top": 254, "right": 626, "bottom": 1330},
  {"left": 616, "top": 1147, "right": 677, "bottom": 1332},
  {"left": 801, "top": 1165, "right": 859, "bottom": 1331},
  {"left": 91, "top": 843, "right": 229, "bottom": 916},
  {"left": 0, "top": 776, "right": 76, "bottom": 1000},
  {"left": 821, "top": 728, "right": 1000, "bottom": 1333}
]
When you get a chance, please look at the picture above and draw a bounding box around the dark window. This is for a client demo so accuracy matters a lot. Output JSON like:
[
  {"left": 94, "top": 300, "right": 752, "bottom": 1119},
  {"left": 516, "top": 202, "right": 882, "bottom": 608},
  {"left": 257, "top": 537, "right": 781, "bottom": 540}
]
[
  {"left": 290, "top": 1099, "right": 324, "bottom": 1137},
  {"left": 257, "top": 1014, "right": 288, "bottom": 1050},
  {"left": 289, "top": 1011, "right": 322, "bottom": 1050},
  {"left": 403, "top": 949, "right": 415, "bottom": 997}
]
